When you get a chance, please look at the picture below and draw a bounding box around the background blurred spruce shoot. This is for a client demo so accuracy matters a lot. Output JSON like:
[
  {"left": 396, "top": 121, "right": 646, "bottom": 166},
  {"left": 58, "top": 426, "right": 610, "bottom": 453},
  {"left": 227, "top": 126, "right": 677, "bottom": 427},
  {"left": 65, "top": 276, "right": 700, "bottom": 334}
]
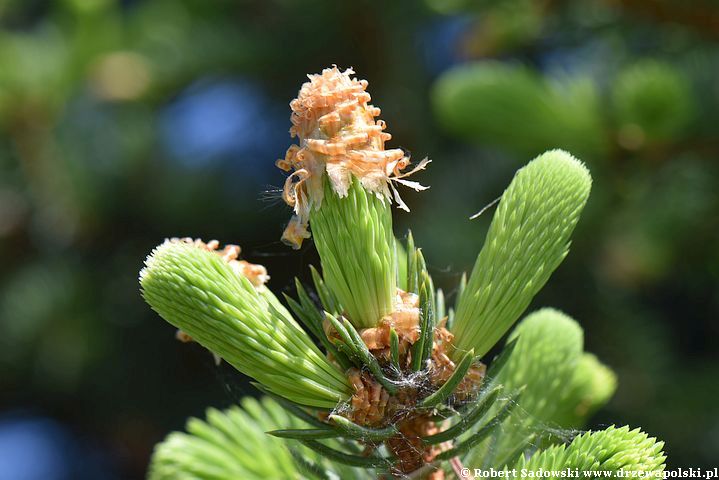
[
  {"left": 140, "top": 67, "right": 666, "bottom": 479},
  {"left": 612, "top": 60, "right": 694, "bottom": 147},
  {"left": 432, "top": 62, "right": 607, "bottom": 159}
]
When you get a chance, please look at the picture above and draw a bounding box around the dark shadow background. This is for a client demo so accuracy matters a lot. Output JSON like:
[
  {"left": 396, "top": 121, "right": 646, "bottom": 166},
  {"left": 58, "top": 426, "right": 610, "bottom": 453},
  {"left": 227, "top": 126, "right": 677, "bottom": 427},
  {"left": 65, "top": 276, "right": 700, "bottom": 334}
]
[{"left": 0, "top": 0, "right": 717, "bottom": 478}]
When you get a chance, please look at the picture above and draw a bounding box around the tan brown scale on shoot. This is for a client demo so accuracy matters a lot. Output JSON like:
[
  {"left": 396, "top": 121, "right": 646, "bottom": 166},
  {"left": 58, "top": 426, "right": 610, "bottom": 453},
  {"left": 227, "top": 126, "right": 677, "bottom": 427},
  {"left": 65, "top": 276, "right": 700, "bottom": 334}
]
[{"left": 321, "top": 288, "right": 485, "bottom": 477}]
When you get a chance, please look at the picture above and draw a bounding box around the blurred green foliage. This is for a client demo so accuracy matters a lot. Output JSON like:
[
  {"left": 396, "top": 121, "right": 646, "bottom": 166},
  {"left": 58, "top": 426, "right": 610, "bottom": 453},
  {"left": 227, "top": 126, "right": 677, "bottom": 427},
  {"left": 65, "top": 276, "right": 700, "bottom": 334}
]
[
  {"left": 611, "top": 59, "right": 694, "bottom": 145},
  {"left": 433, "top": 62, "right": 607, "bottom": 159},
  {"left": 0, "top": 0, "right": 717, "bottom": 476}
]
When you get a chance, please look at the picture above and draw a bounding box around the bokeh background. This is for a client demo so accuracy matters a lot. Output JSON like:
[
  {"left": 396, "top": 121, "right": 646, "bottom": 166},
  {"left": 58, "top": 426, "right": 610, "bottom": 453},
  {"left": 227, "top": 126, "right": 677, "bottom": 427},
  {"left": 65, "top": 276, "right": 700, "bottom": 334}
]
[{"left": 1, "top": 0, "right": 718, "bottom": 478}]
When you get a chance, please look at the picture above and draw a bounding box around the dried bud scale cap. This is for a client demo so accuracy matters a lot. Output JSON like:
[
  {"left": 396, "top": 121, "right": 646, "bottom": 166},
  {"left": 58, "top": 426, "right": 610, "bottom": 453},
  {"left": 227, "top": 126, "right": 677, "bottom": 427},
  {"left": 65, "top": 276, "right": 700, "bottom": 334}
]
[{"left": 278, "top": 66, "right": 430, "bottom": 249}]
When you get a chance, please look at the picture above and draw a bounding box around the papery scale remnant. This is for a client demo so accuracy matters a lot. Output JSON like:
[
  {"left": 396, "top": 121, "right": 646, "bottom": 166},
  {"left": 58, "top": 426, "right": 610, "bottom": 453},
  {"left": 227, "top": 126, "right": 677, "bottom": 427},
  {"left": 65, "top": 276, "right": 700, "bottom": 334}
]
[{"left": 277, "top": 66, "right": 430, "bottom": 248}]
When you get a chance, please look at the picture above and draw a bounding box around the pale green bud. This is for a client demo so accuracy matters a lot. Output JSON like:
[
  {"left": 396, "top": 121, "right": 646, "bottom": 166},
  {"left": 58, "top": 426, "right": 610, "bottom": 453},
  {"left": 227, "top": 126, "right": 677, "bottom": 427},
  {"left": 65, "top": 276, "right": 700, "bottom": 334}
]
[
  {"left": 310, "top": 177, "right": 397, "bottom": 329},
  {"left": 148, "top": 397, "right": 361, "bottom": 480},
  {"left": 451, "top": 150, "right": 592, "bottom": 359},
  {"left": 140, "top": 240, "right": 351, "bottom": 408},
  {"left": 514, "top": 426, "right": 666, "bottom": 475}
]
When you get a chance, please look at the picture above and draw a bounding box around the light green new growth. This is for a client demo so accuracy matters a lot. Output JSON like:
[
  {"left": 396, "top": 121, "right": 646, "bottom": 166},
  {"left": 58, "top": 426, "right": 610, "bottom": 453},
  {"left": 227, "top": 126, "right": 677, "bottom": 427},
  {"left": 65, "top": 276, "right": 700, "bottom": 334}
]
[
  {"left": 149, "top": 398, "right": 300, "bottom": 479},
  {"left": 553, "top": 353, "right": 618, "bottom": 429},
  {"left": 149, "top": 397, "right": 363, "bottom": 480},
  {"left": 451, "top": 150, "right": 592, "bottom": 359},
  {"left": 140, "top": 240, "right": 351, "bottom": 408},
  {"left": 395, "top": 236, "right": 408, "bottom": 291},
  {"left": 310, "top": 176, "right": 397, "bottom": 329},
  {"left": 494, "top": 308, "right": 584, "bottom": 422},
  {"left": 466, "top": 308, "right": 584, "bottom": 467},
  {"left": 513, "top": 426, "right": 666, "bottom": 475}
]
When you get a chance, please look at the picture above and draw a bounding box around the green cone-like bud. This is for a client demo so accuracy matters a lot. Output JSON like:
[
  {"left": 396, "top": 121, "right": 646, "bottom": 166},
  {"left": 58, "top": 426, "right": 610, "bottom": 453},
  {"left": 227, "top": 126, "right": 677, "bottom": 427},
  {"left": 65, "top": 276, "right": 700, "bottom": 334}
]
[
  {"left": 311, "top": 177, "right": 397, "bottom": 328},
  {"left": 140, "top": 240, "right": 351, "bottom": 408},
  {"left": 277, "top": 67, "right": 429, "bottom": 329},
  {"left": 513, "top": 426, "right": 666, "bottom": 476},
  {"left": 451, "top": 150, "right": 591, "bottom": 359},
  {"left": 495, "top": 308, "right": 584, "bottom": 422},
  {"left": 149, "top": 398, "right": 301, "bottom": 479},
  {"left": 553, "top": 352, "right": 617, "bottom": 428},
  {"left": 466, "top": 308, "right": 584, "bottom": 467},
  {"left": 149, "top": 397, "right": 361, "bottom": 480}
]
